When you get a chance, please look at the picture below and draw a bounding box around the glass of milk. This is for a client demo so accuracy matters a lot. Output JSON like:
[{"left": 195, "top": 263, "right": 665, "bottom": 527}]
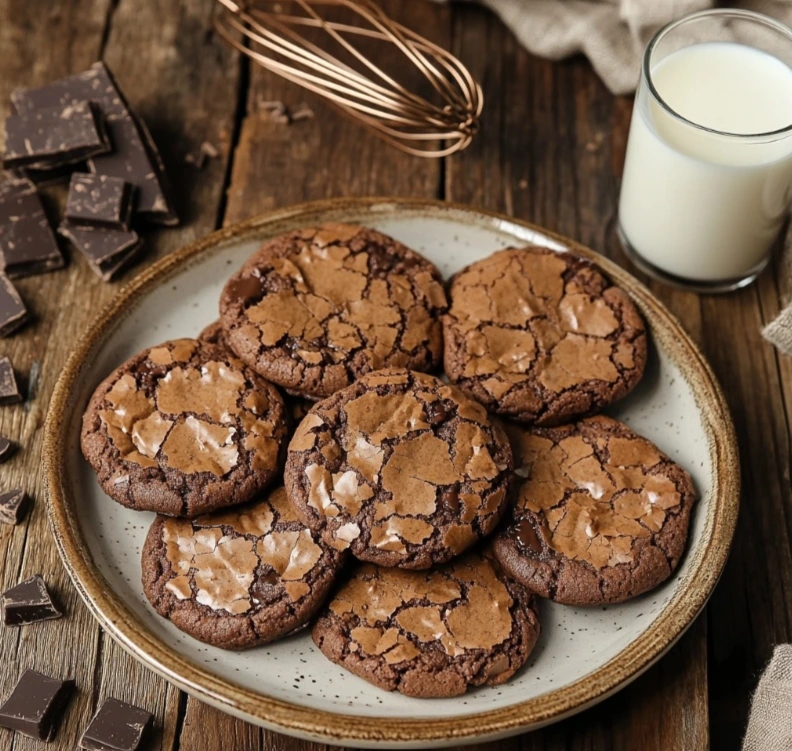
[{"left": 618, "top": 9, "right": 792, "bottom": 292}]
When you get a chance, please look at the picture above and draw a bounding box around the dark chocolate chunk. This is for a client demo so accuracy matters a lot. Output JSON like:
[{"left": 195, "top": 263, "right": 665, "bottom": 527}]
[
  {"left": 79, "top": 698, "right": 153, "bottom": 751},
  {"left": 0, "top": 180, "right": 65, "bottom": 278},
  {"left": 0, "top": 274, "right": 28, "bottom": 336},
  {"left": 14, "top": 161, "right": 81, "bottom": 187},
  {"left": 65, "top": 173, "right": 133, "bottom": 230},
  {"left": 12, "top": 62, "right": 178, "bottom": 225},
  {"left": 2, "top": 575, "right": 62, "bottom": 625},
  {"left": 0, "top": 436, "right": 16, "bottom": 464},
  {"left": 3, "top": 100, "right": 109, "bottom": 170},
  {"left": 0, "top": 356, "right": 21, "bottom": 404},
  {"left": 58, "top": 222, "right": 142, "bottom": 282},
  {"left": 0, "top": 669, "right": 74, "bottom": 741},
  {"left": 0, "top": 489, "right": 29, "bottom": 525}
]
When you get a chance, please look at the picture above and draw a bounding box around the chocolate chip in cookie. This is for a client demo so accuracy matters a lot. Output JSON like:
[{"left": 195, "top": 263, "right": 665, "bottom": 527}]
[
  {"left": 81, "top": 338, "right": 288, "bottom": 516},
  {"left": 284, "top": 368, "right": 513, "bottom": 569},
  {"left": 312, "top": 552, "right": 541, "bottom": 697},
  {"left": 492, "top": 416, "right": 696, "bottom": 605},
  {"left": 442, "top": 247, "right": 647, "bottom": 425},
  {"left": 219, "top": 224, "right": 448, "bottom": 400},
  {"left": 142, "top": 487, "right": 344, "bottom": 649}
]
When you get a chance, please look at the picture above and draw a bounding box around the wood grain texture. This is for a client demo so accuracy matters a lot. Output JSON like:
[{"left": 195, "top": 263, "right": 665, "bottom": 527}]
[{"left": 0, "top": 0, "right": 780, "bottom": 749}]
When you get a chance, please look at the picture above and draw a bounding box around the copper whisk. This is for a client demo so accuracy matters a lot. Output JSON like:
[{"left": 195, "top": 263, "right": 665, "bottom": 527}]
[{"left": 214, "top": 0, "right": 483, "bottom": 157}]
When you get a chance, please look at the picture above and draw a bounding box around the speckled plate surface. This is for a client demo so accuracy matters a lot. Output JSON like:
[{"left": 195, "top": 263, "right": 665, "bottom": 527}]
[{"left": 45, "top": 198, "right": 739, "bottom": 749}]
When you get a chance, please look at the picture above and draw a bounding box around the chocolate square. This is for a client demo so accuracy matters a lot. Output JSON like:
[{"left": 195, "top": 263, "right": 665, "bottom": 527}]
[
  {"left": 0, "top": 356, "right": 21, "bottom": 404},
  {"left": 3, "top": 100, "right": 109, "bottom": 170},
  {"left": 0, "top": 489, "right": 29, "bottom": 525},
  {"left": 0, "top": 274, "right": 28, "bottom": 336},
  {"left": 2, "top": 575, "right": 62, "bottom": 626},
  {"left": 0, "top": 669, "right": 74, "bottom": 741},
  {"left": 65, "top": 174, "right": 133, "bottom": 230},
  {"left": 0, "top": 180, "right": 65, "bottom": 278},
  {"left": 58, "top": 222, "right": 142, "bottom": 282},
  {"left": 12, "top": 63, "right": 178, "bottom": 225},
  {"left": 79, "top": 698, "right": 153, "bottom": 751}
]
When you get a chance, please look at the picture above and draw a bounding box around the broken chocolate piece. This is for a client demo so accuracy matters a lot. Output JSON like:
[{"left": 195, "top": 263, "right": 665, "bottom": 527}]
[
  {"left": 0, "top": 669, "right": 74, "bottom": 741},
  {"left": 65, "top": 174, "right": 133, "bottom": 229},
  {"left": 14, "top": 162, "right": 81, "bottom": 187},
  {"left": 0, "top": 180, "right": 64, "bottom": 278},
  {"left": 3, "top": 100, "right": 109, "bottom": 170},
  {"left": 0, "top": 274, "right": 28, "bottom": 336},
  {"left": 0, "top": 436, "right": 15, "bottom": 464},
  {"left": 2, "top": 575, "right": 62, "bottom": 625},
  {"left": 79, "top": 698, "right": 153, "bottom": 751},
  {"left": 58, "top": 222, "right": 142, "bottom": 282},
  {"left": 0, "top": 356, "right": 21, "bottom": 404},
  {"left": 0, "top": 489, "right": 29, "bottom": 525},
  {"left": 12, "top": 62, "right": 178, "bottom": 225}
]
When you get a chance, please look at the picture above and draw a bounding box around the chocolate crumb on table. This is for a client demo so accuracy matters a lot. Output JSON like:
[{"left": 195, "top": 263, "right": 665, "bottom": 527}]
[
  {"left": 1, "top": 575, "right": 62, "bottom": 626},
  {"left": 0, "top": 274, "right": 28, "bottom": 336},
  {"left": 58, "top": 222, "right": 143, "bottom": 281},
  {"left": 0, "top": 489, "right": 28, "bottom": 525},
  {"left": 0, "top": 669, "right": 75, "bottom": 741},
  {"left": 2, "top": 100, "right": 109, "bottom": 170},
  {"left": 65, "top": 173, "right": 134, "bottom": 230},
  {"left": 79, "top": 698, "right": 153, "bottom": 751},
  {"left": 0, "top": 356, "right": 21, "bottom": 403},
  {"left": 12, "top": 62, "right": 178, "bottom": 225},
  {"left": 0, "top": 180, "right": 64, "bottom": 278},
  {"left": 0, "top": 436, "right": 16, "bottom": 464}
]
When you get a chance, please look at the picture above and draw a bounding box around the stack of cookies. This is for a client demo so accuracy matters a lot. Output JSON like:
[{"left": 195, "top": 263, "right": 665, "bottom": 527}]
[{"left": 80, "top": 224, "right": 696, "bottom": 699}]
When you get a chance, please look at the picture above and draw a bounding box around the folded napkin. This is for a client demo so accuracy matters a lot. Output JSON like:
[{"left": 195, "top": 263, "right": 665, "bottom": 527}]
[
  {"left": 743, "top": 645, "right": 792, "bottom": 750},
  {"left": 441, "top": 0, "right": 792, "bottom": 94}
]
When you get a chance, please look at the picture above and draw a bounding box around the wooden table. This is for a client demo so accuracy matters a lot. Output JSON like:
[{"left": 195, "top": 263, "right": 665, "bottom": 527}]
[{"left": 0, "top": 1, "right": 786, "bottom": 749}]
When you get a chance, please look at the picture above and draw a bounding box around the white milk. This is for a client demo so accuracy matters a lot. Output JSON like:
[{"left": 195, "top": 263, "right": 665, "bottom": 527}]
[{"left": 619, "top": 42, "right": 792, "bottom": 283}]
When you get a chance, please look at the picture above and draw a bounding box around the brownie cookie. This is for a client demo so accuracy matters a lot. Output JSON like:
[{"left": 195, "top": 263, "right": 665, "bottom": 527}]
[
  {"left": 443, "top": 247, "right": 647, "bottom": 425},
  {"left": 284, "top": 368, "right": 513, "bottom": 569},
  {"left": 142, "top": 487, "right": 344, "bottom": 649},
  {"left": 198, "top": 319, "right": 228, "bottom": 349},
  {"left": 81, "top": 338, "right": 288, "bottom": 516},
  {"left": 493, "top": 416, "right": 696, "bottom": 605},
  {"left": 312, "top": 552, "right": 541, "bottom": 697},
  {"left": 219, "top": 224, "right": 448, "bottom": 399}
]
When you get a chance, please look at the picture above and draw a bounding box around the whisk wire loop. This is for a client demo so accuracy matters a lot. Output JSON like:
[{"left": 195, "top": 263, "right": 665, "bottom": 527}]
[{"left": 214, "top": 0, "right": 482, "bottom": 157}]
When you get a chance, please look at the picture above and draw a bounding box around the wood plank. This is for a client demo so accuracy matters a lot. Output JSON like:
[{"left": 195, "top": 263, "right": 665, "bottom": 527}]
[
  {"left": 0, "top": 1, "right": 240, "bottom": 750},
  {"left": 0, "top": 3, "right": 113, "bottom": 750},
  {"left": 446, "top": 5, "right": 709, "bottom": 750},
  {"left": 179, "top": 1, "right": 450, "bottom": 748}
]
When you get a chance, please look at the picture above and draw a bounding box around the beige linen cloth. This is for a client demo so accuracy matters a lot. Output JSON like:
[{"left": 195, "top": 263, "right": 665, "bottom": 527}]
[{"left": 440, "top": 0, "right": 792, "bottom": 94}]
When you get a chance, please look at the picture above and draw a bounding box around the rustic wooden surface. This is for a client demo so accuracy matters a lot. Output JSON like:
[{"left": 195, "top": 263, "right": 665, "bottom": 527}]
[{"left": 0, "top": 1, "right": 785, "bottom": 749}]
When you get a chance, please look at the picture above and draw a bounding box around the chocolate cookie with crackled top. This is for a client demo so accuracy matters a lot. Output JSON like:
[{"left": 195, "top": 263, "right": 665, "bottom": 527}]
[
  {"left": 493, "top": 416, "right": 696, "bottom": 605},
  {"left": 219, "top": 224, "right": 448, "bottom": 400},
  {"left": 142, "top": 487, "right": 344, "bottom": 649},
  {"left": 284, "top": 368, "right": 513, "bottom": 569},
  {"left": 443, "top": 247, "right": 647, "bottom": 425},
  {"left": 312, "top": 551, "right": 541, "bottom": 697},
  {"left": 81, "top": 338, "right": 288, "bottom": 516}
]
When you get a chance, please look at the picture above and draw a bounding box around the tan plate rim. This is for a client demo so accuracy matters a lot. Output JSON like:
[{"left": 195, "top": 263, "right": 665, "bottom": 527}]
[{"left": 44, "top": 197, "right": 740, "bottom": 746}]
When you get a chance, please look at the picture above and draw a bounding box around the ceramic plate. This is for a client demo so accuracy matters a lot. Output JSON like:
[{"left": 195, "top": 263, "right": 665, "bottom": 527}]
[{"left": 45, "top": 198, "right": 739, "bottom": 749}]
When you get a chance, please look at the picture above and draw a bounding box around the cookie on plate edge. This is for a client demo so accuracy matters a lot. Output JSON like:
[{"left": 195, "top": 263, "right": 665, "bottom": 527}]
[
  {"left": 312, "top": 551, "right": 541, "bottom": 698},
  {"left": 493, "top": 415, "right": 696, "bottom": 605},
  {"left": 219, "top": 223, "right": 448, "bottom": 399},
  {"left": 81, "top": 337, "right": 288, "bottom": 516},
  {"left": 442, "top": 246, "right": 647, "bottom": 425},
  {"left": 142, "top": 487, "right": 345, "bottom": 649}
]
